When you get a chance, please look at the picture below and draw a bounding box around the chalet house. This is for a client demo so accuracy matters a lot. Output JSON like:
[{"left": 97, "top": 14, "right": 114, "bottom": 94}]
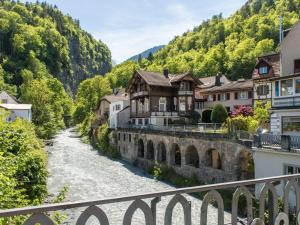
[
  {"left": 97, "top": 90, "right": 128, "bottom": 124},
  {"left": 195, "top": 74, "right": 253, "bottom": 114},
  {"left": 268, "top": 21, "right": 300, "bottom": 135},
  {"left": 0, "top": 91, "right": 32, "bottom": 122},
  {"left": 252, "top": 53, "right": 280, "bottom": 105},
  {"left": 127, "top": 70, "right": 201, "bottom": 126}
]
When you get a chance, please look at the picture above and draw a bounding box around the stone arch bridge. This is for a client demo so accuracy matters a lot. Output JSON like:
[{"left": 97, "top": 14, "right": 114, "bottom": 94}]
[{"left": 113, "top": 128, "right": 253, "bottom": 183}]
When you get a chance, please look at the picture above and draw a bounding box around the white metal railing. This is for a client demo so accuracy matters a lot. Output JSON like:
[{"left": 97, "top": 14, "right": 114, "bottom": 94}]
[
  {"left": 1, "top": 174, "right": 300, "bottom": 225},
  {"left": 132, "top": 91, "right": 149, "bottom": 98},
  {"left": 273, "top": 96, "right": 300, "bottom": 108},
  {"left": 178, "top": 90, "right": 193, "bottom": 95}
]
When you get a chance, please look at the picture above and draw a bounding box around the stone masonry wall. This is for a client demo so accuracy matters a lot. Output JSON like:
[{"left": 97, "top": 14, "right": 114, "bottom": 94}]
[{"left": 113, "top": 128, "right": 253, "bottom": 184}]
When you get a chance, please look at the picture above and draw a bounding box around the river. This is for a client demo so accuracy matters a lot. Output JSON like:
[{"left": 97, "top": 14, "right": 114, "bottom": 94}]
[{"left": 46, "top": 128, "right": 231, "bottom": 224}]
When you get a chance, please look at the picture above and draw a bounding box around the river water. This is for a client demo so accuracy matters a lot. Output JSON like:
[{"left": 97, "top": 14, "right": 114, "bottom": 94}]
[{"left": 46, "top": 128, "right": 231, "bottom": 225}]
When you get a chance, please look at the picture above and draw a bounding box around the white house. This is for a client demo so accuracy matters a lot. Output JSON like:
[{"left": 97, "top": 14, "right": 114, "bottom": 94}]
[
  {"left": 108, "top": 96, "right": 129, "bottom": 129},
  {"left": 0, "top": 91, "right": 32, "bottom": 122},
  {"left": 254, "top": 147, "right": 300, "bottom": 208}
]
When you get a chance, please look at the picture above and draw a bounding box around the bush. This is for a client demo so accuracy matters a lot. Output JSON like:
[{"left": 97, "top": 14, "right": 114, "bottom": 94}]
[
  {"left": 202, "top": 109, "right": 212, "bottom": 123},
  {"left": 211, "top": 104, "right": 228, "bottom": 123},
  {"left": 226, "top": 115, "right": 259, "bottom": 133},
  {"left": 190, "top": 111, "right": 201, "bottom": 124},
  {"left": 231, "top": 105, "right": 254, "bottom": 117}
]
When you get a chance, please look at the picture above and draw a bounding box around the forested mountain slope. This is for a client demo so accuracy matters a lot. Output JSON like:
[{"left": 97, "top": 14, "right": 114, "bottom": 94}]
[
  {"left": 0, "top": 0, "right": 112, "bottom": 93},
  {"left": 0, "top": 1, "right": 112, "bottom": 138},
  {"left": 107, "top": 0, "right": 300, "bottom": 88}
]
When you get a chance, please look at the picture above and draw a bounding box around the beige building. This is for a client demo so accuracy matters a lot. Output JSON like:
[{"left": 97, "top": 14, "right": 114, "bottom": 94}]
[
  {"left": 268, "top": 21, "right": 300, "bottom": 135},
  {"left": 195, "top": 74, "right": 253, "bottom": 114}
]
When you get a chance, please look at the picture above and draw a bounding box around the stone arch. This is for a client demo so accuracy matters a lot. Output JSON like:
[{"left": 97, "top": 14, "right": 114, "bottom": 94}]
[
  {"left": 200, "top": 190, "right": 224, "bottom": 225},
  {"left": 274, "top": 212, "right": 289, "bottom": 225},
  {"left": 146, "top": 140, "right": 155, "bottom": 160},
  {"left": 259, "top": 183, "right": 279, "bottom": 224},
  {"left": 157, "top": 141, "right": 167, "bottom": 163},
  {"left": 185, "top": 145, "right": 199, "bottom": 168},
  {"left": 164, "top": 194, "right": 191, "bottom": 225},
  {"left": 137, "top": 139, "right": 145, "bottom": 158},
  {"left": 238, "top": 150, "right": 254, "bottom": 180},
  {"left": 123, "top": 199, "right": 154, "bottom": 225},
  {"left": 76, "top": 206, "right": 109, "bottom": 225},
  {"left": 170, "top": 143, "right": 181, "bottom": 166},
  {"left": 205, "top": 148, "right": 221, "bottom": 170}
]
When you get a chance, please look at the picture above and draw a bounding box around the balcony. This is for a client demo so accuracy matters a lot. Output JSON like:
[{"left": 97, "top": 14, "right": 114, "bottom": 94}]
[
  {"left": 132, "top": 91, "right": 149, "bottom": 98},
  {"left": 151, "top": 111, "right": 178, "bottom": 117},
  {"left": 1, "top": 174, "right": 299, "bottom": 225},
  {"left": 273, "top": 96, "right": 300, "bottom": 108},
  {"left": 178, "top": 90, "right": 193, "bottom": 95}
]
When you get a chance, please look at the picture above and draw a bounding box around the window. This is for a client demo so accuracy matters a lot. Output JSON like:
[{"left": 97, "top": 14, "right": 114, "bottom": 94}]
[
  {"left": 118, "top": 133, "right": 120, "bottom": 141},
  {"left": 257, "top": 85, "right": 269, "bottom": 96},
  {"left": 294, "top": 59, "right": 300, "bottom": 73},
  {"left": 173, "top": 97, "right": 177, "bottom": 110},
  {"left": 180, "top": 81, "right": 190, "bottom": 91},
  {"left": 145, "top": 119, "right": 149, "bottom": 125},
  {"left": 220, "top": 93, "right": 227, "bottom": 101},
  {"left": 179, "top": 97, "right": 186, "bottom": 111},
  {"left": 129, "top": 134, "right": 131, "bottom": 142},
  {"left": 115, "top": 104, "right": 121, "bottom": 111},
  {"left": 207, "top": 95, "right": 213, "bottom": 102},
  {"left": 159, "top": 97, "right": 166, "bottom": 111},
  {"left": 187, "top": 96, "right": 192, "bottom": 110},
  {"left": 138, "top": 100, "right": 143, "bottom": 113},
  {"left": 282, "top": 117, "right": 300, "bottom": 134},
  {"left": 281, "top": 79, "right": 293, "bottom": 96},
  {"left": 144, "top": 98, "right": 149, "bottom": 112},
  {"left": 226, "top": 93, "right": 230, "bottom": 100},
  {"left": 259, "top": 66, "right": 268, "bottom": 75},
  {"left": 296, "top": 79, "right": 300, "bottom": 94},
  {"left": 123, "top": 134, "right": 126, "bottom": 141},
  {"left": 131, "top": 100, "right": 136, "bottom": 113},
  {"left": 131, "top": 119, "right": 135, "bottom": 125},
  {"left": 238, "top": 91, "right": 248, "bottom": 100},
  {"left": 1, "top": 99, "right": 7, "bottom": 103},
  {"left": 275, "top": 81, "right": 280, "bottom": 97},
  {"left": 138, "top": 119, "right": 143, "bottom": 125}
]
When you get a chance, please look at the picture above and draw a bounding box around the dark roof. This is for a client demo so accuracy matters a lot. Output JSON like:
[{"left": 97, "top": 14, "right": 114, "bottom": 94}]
[
  {"left": 198, "top": 75, "right": 230, "bottom": 89},
  {"left": 101, "top": 92, "right": 129, "bottom": 103},
  {"left": 200, "top": 79, "right": 253, "bottom": 93},
  {"left": 136, "top": 70, "right": 172, "bottom": 87}
]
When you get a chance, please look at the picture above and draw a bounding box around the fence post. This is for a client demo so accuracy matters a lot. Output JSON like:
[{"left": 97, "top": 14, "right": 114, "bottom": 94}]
[
  {"left": 253, "top": 134, "right": 262, "bottom": 148},
  {"left": 281, "top": 135, "right": 291, "bottom": 151}
]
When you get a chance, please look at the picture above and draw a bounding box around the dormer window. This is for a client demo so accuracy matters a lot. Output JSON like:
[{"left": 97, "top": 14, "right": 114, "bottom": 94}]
[{"left": 259, "top": 66, "right": 268, "bottom": 75}]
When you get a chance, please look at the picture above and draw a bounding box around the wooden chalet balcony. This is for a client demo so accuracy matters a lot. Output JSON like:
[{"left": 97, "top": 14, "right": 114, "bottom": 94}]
[
  {"left": 151, "top": 111, "right": 178, "bottom": 116},
  {"left": 273, "top": 96, "right": 300, "bottom": 108},
  {"left": 1, "top": 174, "right": 300, "bottom": 225},
  {"left": 132, "top": 91, "right": 149, "bottom": 98},
  {"left": 178, "top": 90, "right": 193, "bottom": 95}
]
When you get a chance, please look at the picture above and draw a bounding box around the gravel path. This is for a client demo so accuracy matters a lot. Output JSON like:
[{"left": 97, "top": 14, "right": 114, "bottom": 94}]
[{"left": 47, "top": 128, "right": 231, "bottom": 225}]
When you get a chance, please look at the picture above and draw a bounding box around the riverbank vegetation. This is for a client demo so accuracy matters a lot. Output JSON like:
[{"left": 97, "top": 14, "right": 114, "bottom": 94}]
[{"left": 0, "top": 110, "right": 47, "bottom": 224}]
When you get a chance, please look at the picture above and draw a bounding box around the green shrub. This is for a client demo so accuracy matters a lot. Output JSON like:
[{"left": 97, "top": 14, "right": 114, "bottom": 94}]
[
  {"left": 190, "top": 111, "right": 201, "bottom": 124},
  {"left": 211, "top": 104, "right": 228, "bottom": 123},
  {"left": 202, "top": 109, "right": 212, "bottom": 123}
]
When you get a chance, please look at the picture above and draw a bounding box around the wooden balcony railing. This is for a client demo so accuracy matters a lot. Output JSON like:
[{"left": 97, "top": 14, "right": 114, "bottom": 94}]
[
  {"left": 178, "top": 90, "right": 193, "bottom": 95},
  {"left": 132, "top": 91, "right": 149, "bottom": 98},
  {"left": 1, "top": 174, "right": 300, "bottom": 225}
]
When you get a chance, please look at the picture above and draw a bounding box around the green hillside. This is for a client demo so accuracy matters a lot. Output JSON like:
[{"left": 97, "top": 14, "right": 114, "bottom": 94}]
[
  {"left": 0, "top": 0, "right": 112, "bottom": 138},
  {"left": 107, "top": 0, "right": 300, "bottom": 88}
]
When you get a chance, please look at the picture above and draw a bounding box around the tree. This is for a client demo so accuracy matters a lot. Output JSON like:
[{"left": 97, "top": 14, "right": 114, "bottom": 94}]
[
  {"left": 147, "top": 52, "right": 154, "bottom": 61},
  {"left": 211, "top": 104, "right": 228, "bottom": 123}
]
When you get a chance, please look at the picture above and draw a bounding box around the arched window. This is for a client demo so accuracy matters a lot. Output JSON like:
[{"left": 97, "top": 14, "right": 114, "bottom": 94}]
[
  {"left": 146, "top": 140, "right": 155, "bottom": 160},
  {"left": 185, "top": 146, "right": 199, "bottom": 168},
  {"left": 205, "top": 149, "right": 222, "bottom": 170},
  {"left": 137, "top": 139, "right": 144, "bottom": 158},
  {"left": 159, "top": 97, "right": 166, "bottom": 112}
]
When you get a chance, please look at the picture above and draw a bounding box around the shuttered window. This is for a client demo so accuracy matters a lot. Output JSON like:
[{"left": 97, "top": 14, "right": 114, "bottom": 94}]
[{"left": 294, "top": 59, "right": 300, "bottom": 73}]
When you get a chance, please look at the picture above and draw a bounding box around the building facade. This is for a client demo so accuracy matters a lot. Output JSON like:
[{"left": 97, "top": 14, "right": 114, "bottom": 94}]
[
  {"left": 109, "top": 99, "right": 129, "bottom": 129},
  {"left": 195, "top": 74, "right": 253, "bottom": 114},
  {"left": 268, "top": 21, "right": 300, "bottom": 135},
  {"left": 127, "top": 70, "right": 201, "bottom": 126}
]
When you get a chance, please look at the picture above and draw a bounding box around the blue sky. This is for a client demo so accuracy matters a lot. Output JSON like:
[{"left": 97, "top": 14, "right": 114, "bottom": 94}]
[{"left": 21, "top": 0, "right": 247, "bottom": 62}]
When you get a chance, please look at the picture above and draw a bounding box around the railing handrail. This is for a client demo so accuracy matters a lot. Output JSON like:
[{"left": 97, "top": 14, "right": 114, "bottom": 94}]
[{"left": 1, "top": 174, "right": 299, "bottom": 218}]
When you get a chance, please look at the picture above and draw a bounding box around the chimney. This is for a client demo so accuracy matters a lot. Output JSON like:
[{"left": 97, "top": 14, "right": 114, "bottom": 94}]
[
  {"left": 163, "top": 69, "right": 169, "bottom": 78},
  {"left": 215, "top": 72, "right": 222, "bottom": 86}
]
